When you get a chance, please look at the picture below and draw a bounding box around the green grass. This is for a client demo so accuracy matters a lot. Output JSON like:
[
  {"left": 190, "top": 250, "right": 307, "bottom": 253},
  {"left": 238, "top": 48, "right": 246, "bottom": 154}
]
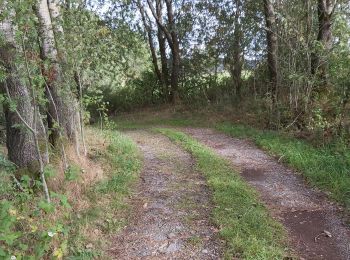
[
  {"left": 0, "top": 128, "right": 141, "bottom": 259},
  {"left": 97, "top": 131, "right": 141, "bottom": 194},
  {"left": 217, "top": 123, "right": 350, "bottom": 210},
  {"left": 115, "top": 117, "right": 200, "bottom": 130},
  {"left": 113, "top": 106, "right": 223, "bottom": 130},
  {"left": 69, "top": 130, "right": 141, "bottom": 258},
  {"left": 158, "top": 128, "right": 287, "bottom": 259},
  {"left": 115, "top": 109, "right": 350, "bottom": 209}
]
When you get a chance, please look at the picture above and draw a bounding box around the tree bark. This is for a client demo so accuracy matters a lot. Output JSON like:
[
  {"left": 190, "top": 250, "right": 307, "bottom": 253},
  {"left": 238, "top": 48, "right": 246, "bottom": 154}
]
[
  {"left": 156, "top": 0, "right": 170, "bottom": 100},
  {"left": 0, "top": 7, "right": 40, "bottom": 168},
  {"left": 35, "top": 0, "right": 78, "bottom": 145},
  {"left": 311, "top": 0, "right": 336, "bottom": 90},
  {"left": 137, "top": 0, "right": 163, "bottom": 84},
  {"left": 147, "top": 0, "right": 180, "bottom": 104},
  {"left": 263, "top": 0, "right": 278, "bottom": 104},
  {"left": 164, "top": 0, "right": 180, "bottom": 103},
  {"left": 232, "top": 0, "right": 243, "bottom": 98}
]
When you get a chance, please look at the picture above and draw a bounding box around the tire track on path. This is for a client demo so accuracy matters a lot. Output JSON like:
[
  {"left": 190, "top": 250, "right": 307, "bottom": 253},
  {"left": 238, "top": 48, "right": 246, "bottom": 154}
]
[
  {"left": 184, "top": 127, "right": 350, "bottom": 260},
  {"left": 110, "top": 130, "right": 223, "bottom": 259}
]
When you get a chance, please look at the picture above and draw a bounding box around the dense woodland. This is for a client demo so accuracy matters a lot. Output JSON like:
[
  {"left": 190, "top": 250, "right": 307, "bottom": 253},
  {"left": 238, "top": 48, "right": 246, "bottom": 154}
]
[
  {"left": 1, "top": 0, "right": 350, "bottom": 258},
  {"left": 1, "top": 0, "right": 350, "bottom": 168}
]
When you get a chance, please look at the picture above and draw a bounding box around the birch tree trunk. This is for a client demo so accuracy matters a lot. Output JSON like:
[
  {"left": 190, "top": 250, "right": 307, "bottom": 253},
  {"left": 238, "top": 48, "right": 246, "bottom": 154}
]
[{"left": 35, "top": 0, "right": 78, "bottom": 146}]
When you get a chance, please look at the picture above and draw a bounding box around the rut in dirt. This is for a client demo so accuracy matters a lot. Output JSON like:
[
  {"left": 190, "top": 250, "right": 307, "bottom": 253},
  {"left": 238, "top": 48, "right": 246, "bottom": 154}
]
[
  {"left": 109, "top": 130, "right": 222, "bottom": 259},
  {"left": 184, "top": 127, "right": 350, "bottom": 260}
]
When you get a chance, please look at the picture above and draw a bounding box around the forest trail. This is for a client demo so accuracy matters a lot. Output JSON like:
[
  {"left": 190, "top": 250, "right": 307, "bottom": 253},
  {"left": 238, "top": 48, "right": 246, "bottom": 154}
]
[
  {"left": 184, "top": 127, "right": 350, "bottom": 260},
  {"left": 110, "top": 130, "right": 223, "bottom": 259}
]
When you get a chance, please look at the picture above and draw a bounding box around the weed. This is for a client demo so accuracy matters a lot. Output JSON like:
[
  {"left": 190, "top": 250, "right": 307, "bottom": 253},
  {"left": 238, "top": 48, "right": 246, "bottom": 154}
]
[{"left": 0, "top": 129, "right": 141, "bottom": 259}]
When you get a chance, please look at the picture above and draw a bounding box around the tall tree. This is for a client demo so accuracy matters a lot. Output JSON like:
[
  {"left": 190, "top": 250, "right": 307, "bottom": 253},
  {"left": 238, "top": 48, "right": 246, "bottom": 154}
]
[
  {"left": 156, "top": 0, "right": 170, "bottom": 99},
  {"left": 263, "top": 0, "right": 278, "bottom": 104},
  {"left": 0, "top": 13, "right": 39, "bottom": 167},
  {"left": 312, "top": 0, "right": 337, "bottom": 90},
  {"left": 0, "top": 2, "right": 49, "bottom": 197},
  {"left": 137, "top": 0, "right": 162, "bottom": 84},
  {"left": 232, "top": 0, "right": 243, "bottom": 97},
  {"left": 147, "top": 0, "right": 180, "bottom": 103},
  {"left": 35, "top": 0, "right": 78, "bottom": 145}
]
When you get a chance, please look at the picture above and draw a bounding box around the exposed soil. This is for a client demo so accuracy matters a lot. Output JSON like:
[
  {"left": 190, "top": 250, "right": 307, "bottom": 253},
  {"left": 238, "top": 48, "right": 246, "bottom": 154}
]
[
  {"left": 184, "top": 127, "right": 350, "bottom": 260},
  {"left": 110, "top": 130, "right": 223, "bottom": 259}
]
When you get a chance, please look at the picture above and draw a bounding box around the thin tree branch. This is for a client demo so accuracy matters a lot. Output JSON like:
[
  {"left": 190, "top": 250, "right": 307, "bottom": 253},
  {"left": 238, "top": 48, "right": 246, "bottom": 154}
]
[{"left": 146, "top": 0, "right": 174, "bottom": 49}]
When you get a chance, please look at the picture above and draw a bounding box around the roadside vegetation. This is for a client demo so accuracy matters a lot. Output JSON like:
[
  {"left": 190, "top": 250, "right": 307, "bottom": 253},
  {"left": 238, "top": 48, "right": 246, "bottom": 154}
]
[
  {"left": 1, "top": 0, "right": 349, "bottom": 258},
  {"left": 158, "top": 128, "right": 287, "bottom": 259},
  {"left": 0, "top": 129, "right": 140, "bottom": 259}
]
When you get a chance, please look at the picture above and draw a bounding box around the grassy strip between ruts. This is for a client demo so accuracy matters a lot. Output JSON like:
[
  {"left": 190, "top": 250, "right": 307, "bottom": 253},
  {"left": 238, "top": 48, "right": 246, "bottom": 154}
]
[
  {"left": 217, "top": 123, "right": 350, "bottom": 210},
  {"left": 157, "top": 128, "right": 287, "bottom": 260}
]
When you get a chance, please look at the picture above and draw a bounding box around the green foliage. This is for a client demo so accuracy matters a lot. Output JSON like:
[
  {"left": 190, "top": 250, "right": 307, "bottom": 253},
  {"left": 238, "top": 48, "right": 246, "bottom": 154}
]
[
  {"left": 65, "top": 165, "right": 81, "bottom": 181},
  {"left": 97, "top": 131, "right": 141, "bottom": 194},
  {"left": 0, "top": 193, "right": 68, "bottom": 259},
  {"left": 0, "top": 127, "right": 141, "bottom": 259},
  {"left": 218, "top": 123, "right": 350, "bottom": 209},
  {"left": 158, "top": 128, "right": 286, "bottom": 259}
]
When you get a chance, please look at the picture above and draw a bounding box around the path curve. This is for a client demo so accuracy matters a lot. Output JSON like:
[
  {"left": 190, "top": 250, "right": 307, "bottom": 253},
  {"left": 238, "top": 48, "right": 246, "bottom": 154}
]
[
  {"left": 110, "top": 130, "right": 222, "bottom": 259},
  {"left": 184, "top": 127, "right": 350, "bottom": 260}
]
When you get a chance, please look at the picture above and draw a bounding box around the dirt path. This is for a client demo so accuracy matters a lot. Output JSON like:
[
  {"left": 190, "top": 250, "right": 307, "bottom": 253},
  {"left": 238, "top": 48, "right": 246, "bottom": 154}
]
[
  {"left": 110, "top": 130, "right": 222, "bottom": 259},
  {"left": 184, "top": 127, "right": 350, "bottom": 260}
]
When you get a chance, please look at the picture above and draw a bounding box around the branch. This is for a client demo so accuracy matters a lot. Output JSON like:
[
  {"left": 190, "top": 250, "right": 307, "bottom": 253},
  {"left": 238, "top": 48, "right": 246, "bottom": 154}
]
[
  {"left": 137, "top": 0, "right": 151, "bottom": 33},
  {"left": 4, "top": 82, "right": 36, "bottom": 134},
  {"left": 146, "top": 0, "right": 174, "bottom": 49}
]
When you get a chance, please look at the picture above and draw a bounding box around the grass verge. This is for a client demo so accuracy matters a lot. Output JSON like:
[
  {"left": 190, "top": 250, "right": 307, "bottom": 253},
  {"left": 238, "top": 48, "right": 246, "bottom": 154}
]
[
  {"left": 158, "top": 128, "right": 287, "bottom": 259},
  {"left": 0, "top": 129, "right": 141, "bottom": 259},
  {"left": 217, "top": 123, "right": 350, "bottom": 210},
  {"left": 68, "top": 130, "right": 141, "bottom": 258}
]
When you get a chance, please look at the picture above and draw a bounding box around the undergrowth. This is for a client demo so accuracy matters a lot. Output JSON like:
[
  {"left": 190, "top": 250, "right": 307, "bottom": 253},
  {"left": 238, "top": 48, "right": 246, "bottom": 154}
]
[
  {"left": 158, "top": 128, "right": 287, "bottom": 259},
  {"left": 0, "top": 129, "right": 141, "bottom": 259},
  {"left": 217, "top": 123, "right": 350, "bottom": 210}
]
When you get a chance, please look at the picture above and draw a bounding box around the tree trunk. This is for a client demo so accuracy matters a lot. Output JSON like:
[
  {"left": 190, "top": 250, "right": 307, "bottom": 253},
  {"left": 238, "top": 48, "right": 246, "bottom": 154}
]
[
  {"left": 232, "top": 0, "right": 243, "bottom": 98},
  {"left": 156, "top": 0, "right": 170, "bottom": 100},
  {"left": 0, "top": 7, "right": 39, "bottom": 168},
  {"left": 311, "top": 0, "right": 336, "bottom": 91},
  {"left": 35, "top": 0, "right": 78, "bottom": 145},
  {"left": 263, "top": 0, "right": 278, "bottom": 104},
  {"left": 147, "top": 0, "right": 180, "bottom": 104},
  {"left": 137, "top": 0, "right": 162, "bottom": 84},
  {"left": 164, "top": 0, "right": 180, "bottom": 103}
]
